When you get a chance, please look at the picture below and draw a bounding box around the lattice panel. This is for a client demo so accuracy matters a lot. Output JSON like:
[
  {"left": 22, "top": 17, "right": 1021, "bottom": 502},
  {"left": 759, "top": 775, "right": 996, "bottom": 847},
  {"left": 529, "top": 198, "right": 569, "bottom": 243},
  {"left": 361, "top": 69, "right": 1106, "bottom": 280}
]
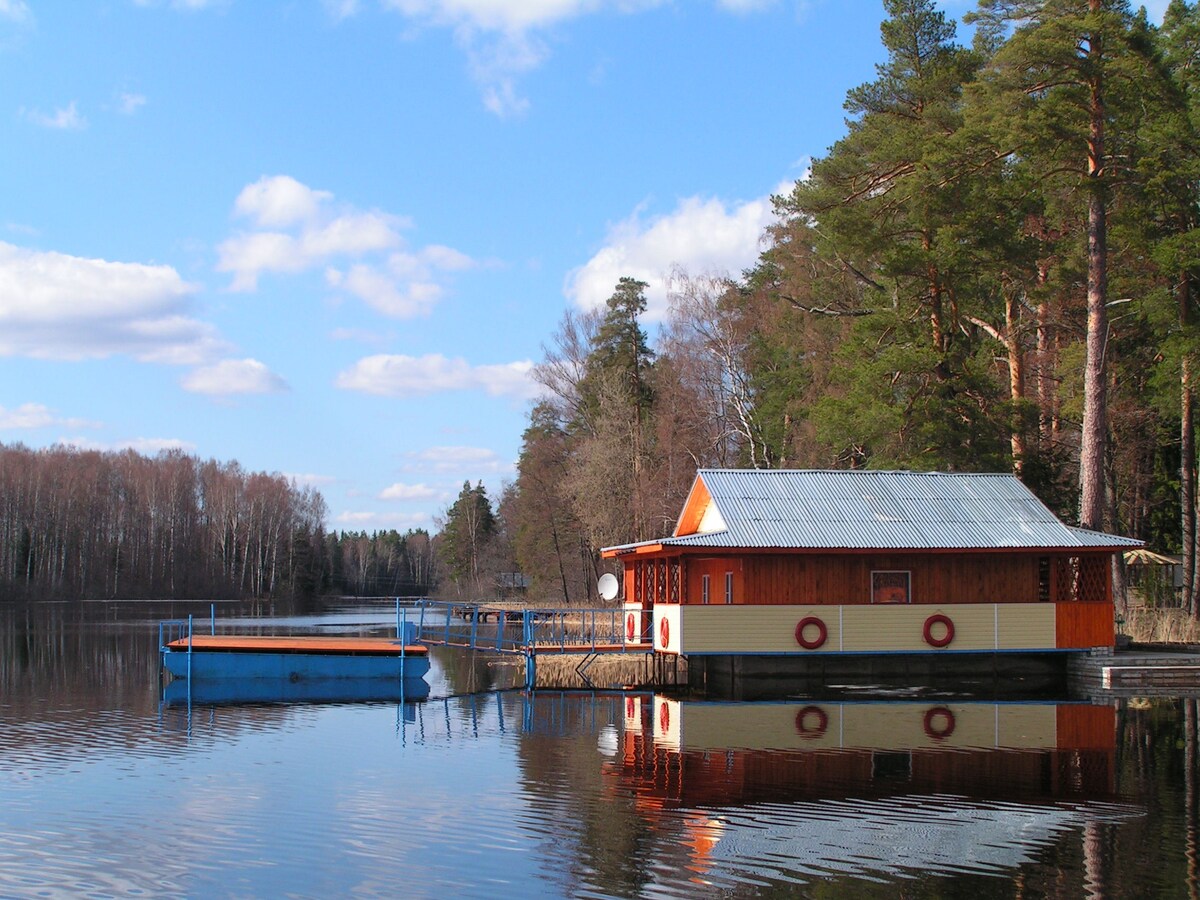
[
  {"left": 1079, "top": 556, "right": 1107, "bottom": 603},
  {"left": 1056, "top": 556, "right": 1080, "bottom": 603}
]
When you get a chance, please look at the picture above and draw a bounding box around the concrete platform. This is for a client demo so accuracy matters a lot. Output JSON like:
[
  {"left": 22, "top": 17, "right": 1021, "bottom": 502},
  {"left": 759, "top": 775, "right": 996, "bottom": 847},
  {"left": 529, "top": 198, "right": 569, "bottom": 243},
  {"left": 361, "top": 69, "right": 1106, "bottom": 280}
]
[{"left": 1069, "top": 648, "right": 1200, "bottom": 698}]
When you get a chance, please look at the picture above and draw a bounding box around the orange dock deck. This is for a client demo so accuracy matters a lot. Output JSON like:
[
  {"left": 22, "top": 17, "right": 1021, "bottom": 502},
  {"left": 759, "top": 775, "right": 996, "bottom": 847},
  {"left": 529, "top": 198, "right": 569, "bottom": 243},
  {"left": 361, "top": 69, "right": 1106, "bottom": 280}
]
[{"left": 164, "top": 635, "right": 429, "bottom": 656}]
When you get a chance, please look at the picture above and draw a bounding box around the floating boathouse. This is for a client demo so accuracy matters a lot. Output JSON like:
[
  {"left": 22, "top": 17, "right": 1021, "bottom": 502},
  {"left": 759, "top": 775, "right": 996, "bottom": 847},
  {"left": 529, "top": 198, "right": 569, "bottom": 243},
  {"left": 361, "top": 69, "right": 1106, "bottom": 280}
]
[{"left": 601, "top": 469, "right": 1142, "bottom": 690}]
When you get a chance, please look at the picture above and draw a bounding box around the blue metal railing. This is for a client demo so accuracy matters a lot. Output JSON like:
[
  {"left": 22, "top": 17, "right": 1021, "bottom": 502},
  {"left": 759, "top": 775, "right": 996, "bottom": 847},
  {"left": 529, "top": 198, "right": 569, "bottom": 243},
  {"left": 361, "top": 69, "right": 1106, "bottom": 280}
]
[{"left": 413, "top": 601, "right": 629, "bottom": 654}]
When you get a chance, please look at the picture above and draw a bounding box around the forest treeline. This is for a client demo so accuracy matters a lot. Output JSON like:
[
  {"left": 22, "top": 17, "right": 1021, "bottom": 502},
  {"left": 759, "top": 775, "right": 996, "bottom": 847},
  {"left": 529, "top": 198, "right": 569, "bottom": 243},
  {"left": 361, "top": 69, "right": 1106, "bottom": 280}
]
[
  {"left": 442, "top": 0, "right": 1200, "bottom": 610},
  {"left": 0, "top": 443, "right": 439, "bottom": 601}
]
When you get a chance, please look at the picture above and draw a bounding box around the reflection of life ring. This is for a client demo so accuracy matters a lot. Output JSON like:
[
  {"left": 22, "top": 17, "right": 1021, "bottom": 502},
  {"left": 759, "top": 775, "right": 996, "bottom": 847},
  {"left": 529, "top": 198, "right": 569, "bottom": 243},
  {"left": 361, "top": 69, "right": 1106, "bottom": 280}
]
[
  {"left": 626, "top": 613, "right": 636, "bottom": 641},
  {"left": 795, "top": 616, "right": 828, "bottom": 650},
  {"left": 659, "top": 701, "right": 670, "bottom": 733},
  {"left": 923, "top": 706, "right": 956, "bottom": 740},
  {"left": 660, "top": 617, "right": 670, "bottom": 649},
  {"left": 626, "top": 696, "right": 635, "bottom": 718},
  {"left": 923, "top": 613, "right": 955, "bottom": 648},
  {"left": 795, "top": 705, "right": 829, "bottom": 738}
]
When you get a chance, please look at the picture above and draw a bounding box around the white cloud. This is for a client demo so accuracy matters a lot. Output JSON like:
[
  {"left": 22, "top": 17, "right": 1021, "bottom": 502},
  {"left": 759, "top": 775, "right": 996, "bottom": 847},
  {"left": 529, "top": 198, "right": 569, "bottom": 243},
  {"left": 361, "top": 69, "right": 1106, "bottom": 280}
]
[
  {"left": 0, "top": 403, "right": 98, "bottom": 430},
  {"left": 380, "top": 482, "right": 441, "bottom": 501},
  {"left": 408, "top": 445, "right": 508, "bottom": 475},
  {"left": 565, "top": 187, "right": 787, "bottom": 320},
  {"left": 181, "top": 358, "right": 289, "bottom": 395},
  {"left": 328, "top": 264, "right": 442, "bottom": 318},
  {"left": 59, "top": 435, "right": 196, "bottom": 454},
  {"left": 335, "top": 353, "right": 537, "bottom": 399},
  {"left": 23, "top": 101, "right": 86, "bottom": 130},
  {"left": 0, "top": 0, "right": 32, "bottom": 23},
  {"left": 286, "top": 472, "right": 337, "bottom": 487},
  {"left": 380, "top": 0, "right": 674, "bottom": 117},
  {"left": 118, "top": 93, "right": 147, "bottom": 115},
  {"left": 0, "top": 241, "right": 223, "bottom": 363},
  {"left": 335, "top": 510, "right": 432, "bottom": 529},
  {"left": 233, "top": 175, "right": 331, "bottom": 228},
  {"left": 323, "top": 0, "right": 360, "bottom": 20},
  {"left": 132, "top": 0, "right": 229, "bottom": 10},
  {"left": 219, "top": 176, "right": 465, "bottom": 312}
]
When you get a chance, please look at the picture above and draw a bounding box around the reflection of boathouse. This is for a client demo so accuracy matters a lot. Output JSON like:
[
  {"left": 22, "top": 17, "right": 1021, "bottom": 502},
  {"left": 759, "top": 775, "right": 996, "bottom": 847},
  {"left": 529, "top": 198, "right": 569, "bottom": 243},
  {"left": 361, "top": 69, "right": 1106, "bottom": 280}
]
[
  {"left": 602, "top": 470, "right": 1140, "bottom": 688},
  {"left": 612, "top": 696, "right": 1134, "bottom": 888},
  {"left": 619, "top": 697, "right": 1118, "bottom": 804}
]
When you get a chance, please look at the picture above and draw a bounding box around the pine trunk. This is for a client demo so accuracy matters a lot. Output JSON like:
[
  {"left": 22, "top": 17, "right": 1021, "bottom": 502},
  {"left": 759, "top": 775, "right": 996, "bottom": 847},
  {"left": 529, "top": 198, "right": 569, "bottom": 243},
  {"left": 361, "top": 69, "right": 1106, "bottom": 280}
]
[{"left": 1079, "top": 16, "right": 1108, "bottom": 532}]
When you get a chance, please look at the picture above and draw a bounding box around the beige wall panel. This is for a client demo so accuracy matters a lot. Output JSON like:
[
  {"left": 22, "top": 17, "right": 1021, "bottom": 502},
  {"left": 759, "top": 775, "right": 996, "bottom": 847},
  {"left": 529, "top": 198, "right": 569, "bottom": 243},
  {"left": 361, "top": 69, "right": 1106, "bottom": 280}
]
[
  {"left": 677, "top": 702, "right": 846, "bottom": 751},
  {"left": 680, "top": 605, "right": 840, "bottom": 654},
  {"left": 995, "top": 704, "right": 1058, "bottom": 748},
  {"left": 663, "top": 701, "right": 1060, "bottom": 753},
  {"left": 677, "top": 603, "right": 1062, "bottom": 654},
  {"left": 996, "top": 604, "right": 1056, "bottom": 651},
  {"left": 840, "top": 604, "right": 995, "bottom": 652}
]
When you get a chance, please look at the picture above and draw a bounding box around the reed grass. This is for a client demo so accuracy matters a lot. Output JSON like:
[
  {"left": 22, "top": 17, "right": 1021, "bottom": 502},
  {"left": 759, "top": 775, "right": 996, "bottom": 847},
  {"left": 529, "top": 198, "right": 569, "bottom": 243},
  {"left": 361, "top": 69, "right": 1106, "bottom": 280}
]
[
  {"left": 1122, "top": 605, "right": 1200, "bottom": 646},
  {"left": 528, "top": 653, "right": 687, "bottom": 690}
]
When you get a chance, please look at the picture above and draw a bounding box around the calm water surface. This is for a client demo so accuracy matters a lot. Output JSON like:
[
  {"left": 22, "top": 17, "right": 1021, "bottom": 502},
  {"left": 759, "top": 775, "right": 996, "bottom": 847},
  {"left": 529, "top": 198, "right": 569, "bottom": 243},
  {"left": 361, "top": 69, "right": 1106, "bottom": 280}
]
[{"left": 2, "top": 600, "right": 1198, "bottom": 898}]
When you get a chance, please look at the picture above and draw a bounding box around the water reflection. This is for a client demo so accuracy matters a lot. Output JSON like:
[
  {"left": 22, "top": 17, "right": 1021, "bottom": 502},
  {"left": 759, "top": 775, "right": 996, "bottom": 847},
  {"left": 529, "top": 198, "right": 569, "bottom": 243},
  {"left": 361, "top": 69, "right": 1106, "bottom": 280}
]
[
  {"left": 3, "top": 601, "right": 1199, "bottom": 898},
  {"left": 606, "top": 696, "right": 1139, "bottom": 891}
]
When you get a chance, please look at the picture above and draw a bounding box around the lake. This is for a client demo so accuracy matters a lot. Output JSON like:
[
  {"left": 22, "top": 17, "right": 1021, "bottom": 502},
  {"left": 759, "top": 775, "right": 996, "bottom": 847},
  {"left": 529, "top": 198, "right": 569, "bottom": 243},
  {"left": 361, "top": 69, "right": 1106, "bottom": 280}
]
[{"left": 1, "top": 599, "right": 1197, "bottom": 898}]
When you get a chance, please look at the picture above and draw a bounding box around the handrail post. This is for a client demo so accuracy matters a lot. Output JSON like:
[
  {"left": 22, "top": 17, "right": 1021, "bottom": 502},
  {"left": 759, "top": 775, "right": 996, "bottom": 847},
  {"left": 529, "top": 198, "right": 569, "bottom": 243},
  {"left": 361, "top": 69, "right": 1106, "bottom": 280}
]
[
  {"left": 210, "top": 603, "right": 215, "bottom": 635},
  {"left": 187, "top": 614, "right": 193, "bottom": 682}
]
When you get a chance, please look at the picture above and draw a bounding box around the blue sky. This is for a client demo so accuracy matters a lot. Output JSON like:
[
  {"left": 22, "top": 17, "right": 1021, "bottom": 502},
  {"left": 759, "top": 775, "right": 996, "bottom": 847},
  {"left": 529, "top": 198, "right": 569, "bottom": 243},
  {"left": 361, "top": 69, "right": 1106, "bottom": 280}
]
[{"left": 0, "top": 0, "right": 1170, "bottom": 534}]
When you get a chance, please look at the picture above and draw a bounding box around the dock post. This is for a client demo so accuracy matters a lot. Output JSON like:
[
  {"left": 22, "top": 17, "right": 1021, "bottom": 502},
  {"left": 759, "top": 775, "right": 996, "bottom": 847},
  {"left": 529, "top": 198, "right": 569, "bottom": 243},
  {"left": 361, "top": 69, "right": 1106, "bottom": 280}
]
[
  {"left": 400, "top": 607, "right": 407, "bottom": 677},
  {"left": 187, "top": 614, "right": 193, "bottom": 682},
  {"left": 210, "top": 603, "right": 215, "bottom": 635}
]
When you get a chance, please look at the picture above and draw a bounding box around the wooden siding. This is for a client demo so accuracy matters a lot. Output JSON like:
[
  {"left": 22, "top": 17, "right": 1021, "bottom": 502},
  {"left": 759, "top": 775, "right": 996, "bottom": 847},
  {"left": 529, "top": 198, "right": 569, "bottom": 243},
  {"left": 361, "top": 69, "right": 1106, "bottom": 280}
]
[
  {"left": 1056, "top": 601, "right": 1114, "bottom": 649},
  {"left": 683, "top": 557, "right": 744, "bottom": 604},
  {"left": 732, "top": 553, "right": 1044, "bottom": 605},
  {"left": 670, "top": 603, "right": 1060, "bottom": 654},
  {"left": 624, "top": 552, "right": 1111, "bottom": 607}
]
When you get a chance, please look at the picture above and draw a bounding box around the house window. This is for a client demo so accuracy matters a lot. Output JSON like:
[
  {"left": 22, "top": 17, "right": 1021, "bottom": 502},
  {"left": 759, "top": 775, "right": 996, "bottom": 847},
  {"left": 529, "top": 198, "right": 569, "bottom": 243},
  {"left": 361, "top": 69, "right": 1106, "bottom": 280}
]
[
  {"left": 702, "top": 574, "right": 710, "bottom": 605},
  {"left": 725, "top": 571, "right": 734, "bottom": 604},
  {"left": 871, "top": 570, "right": 911, "bottom": 604}
]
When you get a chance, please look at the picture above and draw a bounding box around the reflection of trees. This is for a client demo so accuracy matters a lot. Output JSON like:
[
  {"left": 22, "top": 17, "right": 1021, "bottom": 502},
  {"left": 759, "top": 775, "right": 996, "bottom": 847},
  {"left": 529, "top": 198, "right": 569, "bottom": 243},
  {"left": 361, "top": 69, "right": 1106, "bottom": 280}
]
[
  {"left": 1112, "top": 698, "right": 1200, "bottom": 898},
  {"left": 513, "top": 695, "right": 662, "bottom": 897}
]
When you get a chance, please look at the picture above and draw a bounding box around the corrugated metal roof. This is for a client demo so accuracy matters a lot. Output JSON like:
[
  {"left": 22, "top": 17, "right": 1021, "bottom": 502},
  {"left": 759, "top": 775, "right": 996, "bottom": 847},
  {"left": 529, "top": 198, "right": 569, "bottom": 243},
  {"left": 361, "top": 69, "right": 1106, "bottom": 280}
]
[{"left": 603, "top": 469, "right": 1142, "bottom": 553}]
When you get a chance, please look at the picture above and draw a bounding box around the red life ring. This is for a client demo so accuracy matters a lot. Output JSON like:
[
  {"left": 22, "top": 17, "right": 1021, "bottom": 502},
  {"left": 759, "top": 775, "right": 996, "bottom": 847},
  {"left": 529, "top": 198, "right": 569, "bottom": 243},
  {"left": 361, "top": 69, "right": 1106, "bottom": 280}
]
[
  {"left": 794, "top": 616, "right": 828, "bottom": 650},
  {"left": 795, "top": 705, "right": 829, "bottom": 738},
  {"left": 923, "top": 613, "right": 955, "bottom": 648},
  {"left": 659, "top": 617, "right": 670, "bottom": 649},
  {"left": 626, "top": 613, "right": 636, "bottom": 641},
  {"left": 923, "top": 706, "right": 956, "bottom": 740}
]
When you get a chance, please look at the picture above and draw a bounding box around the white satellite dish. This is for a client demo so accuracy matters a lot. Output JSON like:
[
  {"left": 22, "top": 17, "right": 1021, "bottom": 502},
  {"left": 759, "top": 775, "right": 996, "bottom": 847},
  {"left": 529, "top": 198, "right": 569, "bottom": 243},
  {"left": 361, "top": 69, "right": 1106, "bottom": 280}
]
[{"left": 598, "top": 572, "right": 619, "bottom": 601}]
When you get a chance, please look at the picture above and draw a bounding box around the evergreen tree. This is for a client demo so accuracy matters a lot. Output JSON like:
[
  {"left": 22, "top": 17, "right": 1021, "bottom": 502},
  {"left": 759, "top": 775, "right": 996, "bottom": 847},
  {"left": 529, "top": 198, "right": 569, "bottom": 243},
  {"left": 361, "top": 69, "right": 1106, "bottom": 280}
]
[{"left": 438, "top": 481, "right": 497, "bottom": 597}]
